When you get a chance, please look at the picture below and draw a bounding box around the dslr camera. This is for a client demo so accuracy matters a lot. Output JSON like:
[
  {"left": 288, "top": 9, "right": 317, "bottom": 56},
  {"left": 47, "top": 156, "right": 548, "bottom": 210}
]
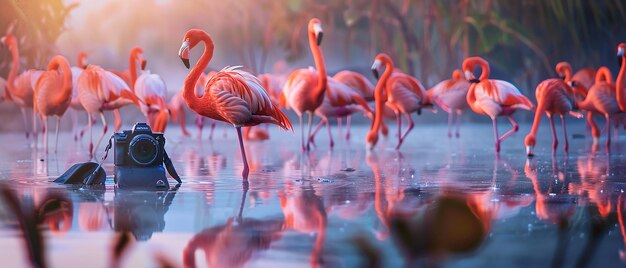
[{"left": 113, "top": 123, "right": 181, "bottom": 189}]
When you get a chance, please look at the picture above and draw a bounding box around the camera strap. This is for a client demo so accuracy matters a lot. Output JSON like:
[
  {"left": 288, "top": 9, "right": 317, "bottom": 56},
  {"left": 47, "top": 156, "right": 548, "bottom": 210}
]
[
  {"left": 163, "top": 149, "right": 182, "bottom": 184},
  {"left": 84, "top": 135, "right": 114, "bottom": 185}
]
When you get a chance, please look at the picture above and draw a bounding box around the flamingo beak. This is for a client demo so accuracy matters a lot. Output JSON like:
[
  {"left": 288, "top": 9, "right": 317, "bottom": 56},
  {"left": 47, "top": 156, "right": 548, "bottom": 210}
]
[
  {"left": 526, "top": 146, "right": 534, "bottom": 157},
  {"left": 464, "top": 70, "right": 475, "bottom": 81},
  {"left": 313, "top": 23, "right": 323, "bottom": 46},
  {"left": 179, "top": 40, "right": 190, "bottom": 69},
  {"left": 141, "top": 59, "right": 147, "bottom": 70},
  {"left": 371, "top": 60, "right": 381, "bottom": 80},
  {"left": 82, "top": 59, "right": 89, "bottom": 69}
]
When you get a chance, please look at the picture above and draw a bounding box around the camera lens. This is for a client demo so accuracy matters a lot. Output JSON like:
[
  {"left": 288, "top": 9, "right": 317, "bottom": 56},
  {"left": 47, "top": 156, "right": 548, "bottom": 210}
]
[{"left": 129, "top": 134, "right": 158, "bottom": 165}]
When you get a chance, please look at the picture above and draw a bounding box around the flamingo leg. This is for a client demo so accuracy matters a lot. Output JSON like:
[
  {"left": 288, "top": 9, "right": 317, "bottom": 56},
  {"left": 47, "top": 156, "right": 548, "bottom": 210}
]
[
  {"left": 79, "top": 114, "right": 93, "bottom": 139},
  {"left": 299, "top": 114, "right": 305, "bottom": 151},
  {"left": 71, "top": 110, "right": 78, "bottom": 141},
  {"left": 88, "top": 112, "right": 93, "bottom": 158},
  {"left": 179, "top": 108, "right": 190, "bottom": 136},
  {"left": 44, "top": 117, "right": 48, "bottom": 154},
  {"left": 456, "top": 110, "right": 462, "bottom": 138},
  {"left": 560, "top": 115, "right": 568, "bottom": 153},
  {"left": 29, "top": 107, "right": 36, "bottom": 140},
  {"left": 236, "top": 126, "right": 249, "bottom": 179},
  {"left": 498, "top": 116, "right": 519, "bottom": 143},
  {"left": 326, "top": 119, "right": 334, "bottom": 148},
  {"left": 447, "top": 112, "right": 453, "bottom": 138},
  {"left": 195, "top": 115, "right": 204, "bottom": 139},
  {"left": 306, "top": 111, "right": 314, "bottom": 151},
  {"left": 587, "top": 111, "right": 600, "bottom": 145},
  {"left": 93, "top": 112, "right": 108, "bottom": 158},
  {"left": 55, "top": 116, "right": 60, "bottom": 154},
  {"left": 492, "top": 118, "right": 500, "bottom": 153},
  {"left": 308, "top": 119, "right": 324, "bottom": 146},
  {"left": 396, "top": 112, "right": 414, "bottom": 150},
  {"left": 548, "top": 114, "right": 558, "bottom": 152},
  {"left": 395, "top": 111, "right": 402, "bottom": 142},
  {"left": 346, "top": 115, "right": 351, "bottom": 140},
  {"left": 211, "top": 121, "right": 217, "bottom": 140},
  {"left": 337, "top": 117, "right": 343, "bottom": 139},
  {"left": 113, "top": 109, "right": 122, "bottom": 132},
  {"left": 606, "top": 114, "right": 611, "bottom": 150}
]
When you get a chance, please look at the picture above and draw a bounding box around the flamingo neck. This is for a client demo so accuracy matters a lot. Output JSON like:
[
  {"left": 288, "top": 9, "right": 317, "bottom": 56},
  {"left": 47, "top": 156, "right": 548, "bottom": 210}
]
[
  {"left": 477, "top": 61, "right": 490, "bottom": 81},
  {"left": 49, "top": 56, "right": 73, "bottom": 104},
  {"left": 78, "top": 54, "right": 87, "bottom": 69},
  {"left": 617, "top": 55, "right": 626, "bottom": 111},
  {"left": 184, "top": 34, "right": 214, "bottom": 115},
  {"left": 309, "top": 30, "right": 327, "bottom": 101},
  {"left": 129, "top": 51, "right": 139, "bottom": 90},
  {"left": 369, "top": 59, "right": 393, "bottom": 138},
  {"left": 595, "top": 67, "right": 613, "bottom": 85},
  {"left": 7, "top": 42, "right": 19, "bottom": 94},
  {"left": 564, "top": 67, "right": 572, "bottom": 82}
]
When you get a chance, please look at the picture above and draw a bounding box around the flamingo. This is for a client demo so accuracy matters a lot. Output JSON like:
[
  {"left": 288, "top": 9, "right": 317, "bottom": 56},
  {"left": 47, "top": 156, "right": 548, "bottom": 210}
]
[
  {"left": 426, "top": 69, "right": 471, "bottom": 138},
  {"left": 577, "top": 42, "right": 626, "bottom": 150},
  {"left": 573, "top": 67, "right": 596, "bottom": 90},
  {"left": 282, "top": 18, "right": 327, "bottom": 151},
  {"left": 77, "top": 65, "right": 139, "bottom": 158},
  {"left": 33, "top": 55, "right": 73, "bottom": 154},
  {"left": 524, "top": 72, "right": 586, "bottom": 156},
  {"left": 308, "top": 77, "right": 374, "bottom": 148},
  {"left": 1, "top": 33, "right": 42, "bottom": 138},
  {"left": 126, "top": 47, "right": 170, "bottom": 133},
  {"left": 241, "top": 72, "right": 286, "bottom": 141},
  {"left": 367, "top": 53, "right": 432, "bottom": 150},
  {"left": 462, "top": 56, "right": 534, "bottom": 153},
  {"left": 332, "top": 70, "right": 375, "bottom": 139},
  {"left": 178, "top": 29, "right": 293, "bottom": 179},
  {"left": 69, "top": 51, "right": 92, "bottom": 140}
]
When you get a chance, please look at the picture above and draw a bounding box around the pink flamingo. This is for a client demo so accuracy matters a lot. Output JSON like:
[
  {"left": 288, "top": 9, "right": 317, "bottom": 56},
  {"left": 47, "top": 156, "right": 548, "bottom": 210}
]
[
  {"left": 577, "top": 43, "right": 626, "bottom": 150},
  {"left": 33, "top": 55, "right": 73, "bottom": 154},
  {"left": 462, "top": 56, "right": 534, "bottom": 153},
  {"left": 573, "top": 67, "right": 596, "bottom": 90},
  {"left": 524, "top": 68, "right": 586, "bottom": 156},
  {"left": 178, "top": 29, "right": 293, "bottom": 179},
  {"left": 70, "top": 51, "right": 92, "bottom": 140},
  {"left": 332, "top": 70, "right": 375, "bottom": 139},
  {"left": 126, "top": 47, "right": 170, "bottom": 133},
  {"left": 427, "top": 69, "right": 471, "bottom": 138},
  {"left": 282, "top": 18, "right": 327, "bottom": 151},
  {"left": 2, "top": 33, "right": 42, "bottom": 138},
  {"left": 170, "top": 71, "right": 219, "bottom": 138},
  {"left": 308, "top": 76, "right": 373, "bottom": 148},
  {"left": 77, "top": 65, "right": 139, "bottom": 158},
  {"left": 367, "top": 53, "right": 432, "bottom": 150}
]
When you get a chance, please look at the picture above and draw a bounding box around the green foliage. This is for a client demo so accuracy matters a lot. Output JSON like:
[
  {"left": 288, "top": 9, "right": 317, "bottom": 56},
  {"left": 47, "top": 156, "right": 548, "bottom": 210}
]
[{"left": 0, "top": 0, "right": 78, "bottom": 75}]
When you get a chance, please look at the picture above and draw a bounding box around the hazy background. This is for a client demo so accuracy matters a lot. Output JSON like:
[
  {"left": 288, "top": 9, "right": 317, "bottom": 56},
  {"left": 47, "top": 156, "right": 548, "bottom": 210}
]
[{"left": 1, "top": 0, "right": 625, "bottom": 130}]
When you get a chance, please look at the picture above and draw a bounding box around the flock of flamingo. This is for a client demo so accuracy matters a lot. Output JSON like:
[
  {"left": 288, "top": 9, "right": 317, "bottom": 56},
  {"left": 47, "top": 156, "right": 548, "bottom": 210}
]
[{"left": 1, "top": 18, "right": 626, "bottom": 179}]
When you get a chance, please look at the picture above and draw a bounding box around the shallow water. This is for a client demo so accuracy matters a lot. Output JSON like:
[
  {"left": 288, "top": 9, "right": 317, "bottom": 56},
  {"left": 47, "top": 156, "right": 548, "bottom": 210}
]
[{"left": 1, "top": 121, "right": 626, "bottom": 267}]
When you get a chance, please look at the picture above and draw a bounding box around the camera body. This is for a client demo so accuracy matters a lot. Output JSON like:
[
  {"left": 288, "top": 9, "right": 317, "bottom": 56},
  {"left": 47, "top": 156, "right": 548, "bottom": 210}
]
[{"left": 113, "top": 123, "right": 169, "bottom": 189}]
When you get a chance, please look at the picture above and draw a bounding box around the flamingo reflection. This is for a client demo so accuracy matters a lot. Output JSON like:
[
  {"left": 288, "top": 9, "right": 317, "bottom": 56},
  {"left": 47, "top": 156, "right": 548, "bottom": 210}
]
[
  {"left": 182, "top": 217, "right": 284, "bottom": 268},
  {"left": 571, "top": 154, "right": 612, "bottom": 218}
]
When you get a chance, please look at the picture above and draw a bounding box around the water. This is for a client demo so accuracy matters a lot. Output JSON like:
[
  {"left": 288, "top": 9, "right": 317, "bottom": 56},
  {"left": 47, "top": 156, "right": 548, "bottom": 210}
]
[{"left": 1, "top": 121, "right": 626, "bottom": 267}]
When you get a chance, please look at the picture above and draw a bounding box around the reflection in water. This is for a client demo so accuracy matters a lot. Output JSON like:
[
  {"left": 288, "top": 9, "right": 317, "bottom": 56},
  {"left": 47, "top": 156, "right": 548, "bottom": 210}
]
[
  {"left": 280, "top": 182, "right": 327, "bottom": 267},
  {"left": 5, "top": 125, "right": 626, "bottom": 266},
  {"left": 112, "top": 189, "right": 177, "bottom": 241},
  {"left": 183, "top": 217, "right": 284, "bottom": 268},
  {"left": 572, "top": 154, "right": 612, "bottom": 218}
]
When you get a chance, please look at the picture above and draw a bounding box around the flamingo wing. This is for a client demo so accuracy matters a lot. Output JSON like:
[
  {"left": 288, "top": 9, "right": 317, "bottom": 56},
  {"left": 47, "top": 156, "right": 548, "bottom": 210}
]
[
  {"left": 208, "top": 66, "right": 292, "bottom": 130},
  {"left": 491, "top": 80, "right": 534, "bottom": 110},
  {"left": 333, "top": 71, "right": 375, "bottom": 99},
  {"left": 282, "top": 67, "right": 317, "bottom": 111}
]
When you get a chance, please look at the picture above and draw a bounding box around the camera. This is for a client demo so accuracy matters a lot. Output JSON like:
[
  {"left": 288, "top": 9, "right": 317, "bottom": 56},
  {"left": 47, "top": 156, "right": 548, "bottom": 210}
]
[{"left": 113, "top": 123, "right": 180, "bottom": 189}]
